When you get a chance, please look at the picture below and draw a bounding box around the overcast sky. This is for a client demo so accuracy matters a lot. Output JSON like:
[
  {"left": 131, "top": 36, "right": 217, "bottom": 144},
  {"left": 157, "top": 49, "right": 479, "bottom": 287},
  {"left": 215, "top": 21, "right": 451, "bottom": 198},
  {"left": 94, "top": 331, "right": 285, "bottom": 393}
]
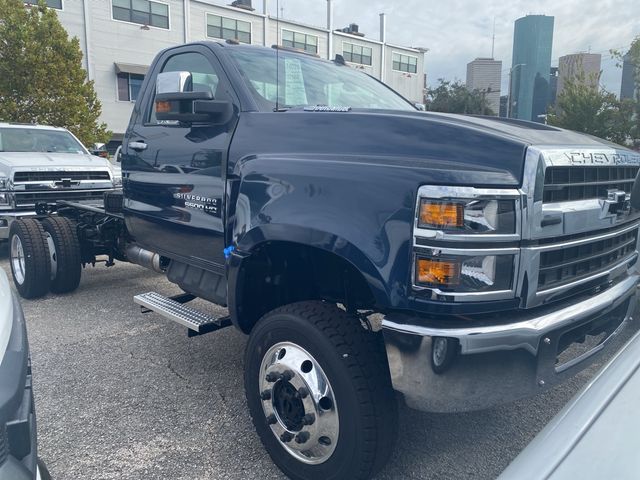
[{"left": 264, "top": 0, "right": 638, "bottom": 96}]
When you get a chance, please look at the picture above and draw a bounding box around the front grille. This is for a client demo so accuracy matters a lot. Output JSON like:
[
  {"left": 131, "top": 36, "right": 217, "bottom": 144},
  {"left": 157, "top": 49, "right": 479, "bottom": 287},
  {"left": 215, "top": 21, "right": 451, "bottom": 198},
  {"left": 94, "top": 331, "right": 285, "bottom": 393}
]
[
  {"left": 14, "top": 190, "right": 107, "bottom": 207},
  {"left": 543, "top": 166, "right": 640, "bottom": 203},
  {"left": 13, "top": 170, "right": 111, "bottom": 182},
  {"left": 538, "top": 228, "right": 638, "bottom": 291}
]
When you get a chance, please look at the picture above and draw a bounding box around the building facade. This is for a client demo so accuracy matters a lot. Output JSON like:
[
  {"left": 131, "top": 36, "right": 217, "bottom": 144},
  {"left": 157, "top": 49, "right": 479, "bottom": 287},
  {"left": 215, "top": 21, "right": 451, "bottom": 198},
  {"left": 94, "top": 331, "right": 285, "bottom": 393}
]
[
  {"left": 43, "top": 0, "right": 425, "bottom": 146},
  {"left": 548, "top": 66, "right": 558, "bottom": 107},
  {"left": 465, "top": 58, "right": 502, "bottom": 116},
  {"left": 509, "top": 15, "right": 554, "bottom": 122},
  {"left": 621, "top": 52, "right": 637, "bottom": 101},
  {"left": 557, "top": 53, "right": 601, "bottom": 98}
]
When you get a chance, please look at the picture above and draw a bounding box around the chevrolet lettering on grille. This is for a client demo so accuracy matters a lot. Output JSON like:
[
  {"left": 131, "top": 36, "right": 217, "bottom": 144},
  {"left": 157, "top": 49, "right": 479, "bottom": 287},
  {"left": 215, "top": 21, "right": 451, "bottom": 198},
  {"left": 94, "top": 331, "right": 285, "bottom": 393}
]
[{"left": 566, "top": 152, "right": 640, "bottom": 166}]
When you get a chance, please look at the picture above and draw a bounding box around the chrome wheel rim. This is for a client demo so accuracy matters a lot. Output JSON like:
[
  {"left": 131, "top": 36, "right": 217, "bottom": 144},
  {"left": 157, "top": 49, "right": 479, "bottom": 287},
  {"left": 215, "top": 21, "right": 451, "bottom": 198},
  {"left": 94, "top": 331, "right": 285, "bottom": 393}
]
[
  {"left": 10, "top": 235, "right": 26, "bottom": 285},
  {"left": 44, "top": 232, "right": 57, "bottom": 280},
  {"left": 259, "top": 342, "right": 339, "bottom": 465}
]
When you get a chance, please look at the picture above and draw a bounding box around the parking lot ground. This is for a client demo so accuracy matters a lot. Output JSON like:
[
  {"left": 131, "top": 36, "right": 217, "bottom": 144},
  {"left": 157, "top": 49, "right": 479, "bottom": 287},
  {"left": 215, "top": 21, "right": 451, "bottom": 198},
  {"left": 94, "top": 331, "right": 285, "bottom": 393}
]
[{"left": 0, "top": 242, "right": 613, "bottom": 479}]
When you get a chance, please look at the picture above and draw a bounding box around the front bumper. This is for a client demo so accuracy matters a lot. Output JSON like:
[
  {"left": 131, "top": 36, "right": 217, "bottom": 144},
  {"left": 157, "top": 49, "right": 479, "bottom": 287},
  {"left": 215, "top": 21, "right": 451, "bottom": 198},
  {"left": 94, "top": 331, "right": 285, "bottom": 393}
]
[
  {"left": 382, "top": 273, "right": 640, "bottom": 413},
  {"left": 0, "top": 212, "right": 39, "bottom": 240},
  {"left": 0, "top": 293, "right": 38, "bottom": 480}
]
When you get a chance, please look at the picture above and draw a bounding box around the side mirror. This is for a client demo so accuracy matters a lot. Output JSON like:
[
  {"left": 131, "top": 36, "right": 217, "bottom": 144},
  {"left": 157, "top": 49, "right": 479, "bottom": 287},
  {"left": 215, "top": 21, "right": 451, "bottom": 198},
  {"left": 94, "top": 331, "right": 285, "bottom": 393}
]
[
  {"left": 414, "top": 103, "right": 426, "bottom": 111},
  {"left": 155, "top": 71, "right": 232, "bottom": 125},
  {"left": 114, "top": 145, "right": 122, "bottom": 163}
]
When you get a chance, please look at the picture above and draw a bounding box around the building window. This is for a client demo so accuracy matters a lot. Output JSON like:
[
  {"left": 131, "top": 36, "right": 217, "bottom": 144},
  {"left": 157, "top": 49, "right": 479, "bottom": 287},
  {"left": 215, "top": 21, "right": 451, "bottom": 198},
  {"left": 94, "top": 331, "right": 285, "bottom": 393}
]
[
  {"left": 282, "top": 29, "right": 318, "bottom": 54},
  {"left": 24, "top": 0, "right": 62, "bottom": 8},
  {"left": 206, "top": 14, "right": 251, "bottom": 44},
  {"left": 392, "top": 53, "right": 418, "bottom": 74},
  {"left": 112, "top": 0, "right": 169, "bottom": 29},
  {"left": 343, "top": 43, "right": 372, "bottom": 66},
  {"left": 117, "top": 73, "right": 144, "bottom": 102}
]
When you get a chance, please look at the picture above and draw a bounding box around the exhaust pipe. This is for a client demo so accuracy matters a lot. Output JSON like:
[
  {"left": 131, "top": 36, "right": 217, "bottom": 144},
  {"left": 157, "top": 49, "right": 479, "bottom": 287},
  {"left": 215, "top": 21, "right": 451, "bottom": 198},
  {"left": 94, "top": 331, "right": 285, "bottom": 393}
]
[{"left": 126, "top": 245, "right": 165, "bottom": 273}]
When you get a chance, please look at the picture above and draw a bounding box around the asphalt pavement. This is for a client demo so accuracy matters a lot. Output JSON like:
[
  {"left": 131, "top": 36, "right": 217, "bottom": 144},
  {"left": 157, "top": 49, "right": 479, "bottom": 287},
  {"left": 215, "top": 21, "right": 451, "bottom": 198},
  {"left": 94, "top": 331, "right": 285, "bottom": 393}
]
[{"left": 0, "top": 243, "right": 611, "bottom": 479}]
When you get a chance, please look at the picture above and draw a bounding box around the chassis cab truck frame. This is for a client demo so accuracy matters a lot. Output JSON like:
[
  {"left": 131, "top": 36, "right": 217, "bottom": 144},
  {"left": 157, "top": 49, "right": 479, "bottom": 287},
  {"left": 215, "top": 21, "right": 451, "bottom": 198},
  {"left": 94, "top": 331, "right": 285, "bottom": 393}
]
[{"left": 8, "top": 42, "right": 640, "bottom": 480}]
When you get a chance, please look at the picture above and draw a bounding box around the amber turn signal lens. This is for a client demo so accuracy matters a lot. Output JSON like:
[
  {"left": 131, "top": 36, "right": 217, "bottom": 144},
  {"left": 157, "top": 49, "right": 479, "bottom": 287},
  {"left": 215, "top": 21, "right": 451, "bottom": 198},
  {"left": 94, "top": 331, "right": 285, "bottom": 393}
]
[
  {"left": 417, "top": 258, "right": 461, "bottom": 287},
  {"left": 419, "top": 201, "right": 463, "bottom": 228},
  {"left": 156, "top": 100, "right": 171, "bottom": 113}
]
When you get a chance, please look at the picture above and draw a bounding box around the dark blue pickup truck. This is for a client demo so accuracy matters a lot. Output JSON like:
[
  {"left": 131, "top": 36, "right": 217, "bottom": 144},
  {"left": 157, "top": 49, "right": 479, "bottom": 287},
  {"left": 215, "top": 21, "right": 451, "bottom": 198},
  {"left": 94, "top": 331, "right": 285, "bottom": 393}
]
[{"left": 7, "top": 41, "right": 640, "bottom": 479}]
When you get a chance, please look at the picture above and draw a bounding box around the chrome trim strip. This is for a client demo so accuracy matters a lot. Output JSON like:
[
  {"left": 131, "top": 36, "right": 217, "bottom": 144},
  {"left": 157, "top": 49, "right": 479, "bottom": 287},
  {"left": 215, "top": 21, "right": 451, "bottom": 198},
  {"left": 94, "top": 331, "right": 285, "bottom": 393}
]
[
  {"left": 536, "top": 252, "right": 637, "bottom": 296},
  {"left": 414, "top": 245, "right": 521, "bottom": 256},
  {"left": 383, "top": 274, "right": 638, "bottom": 356},
  {"left": 529, "top": 222, "right": 640, "bottom": 253}
]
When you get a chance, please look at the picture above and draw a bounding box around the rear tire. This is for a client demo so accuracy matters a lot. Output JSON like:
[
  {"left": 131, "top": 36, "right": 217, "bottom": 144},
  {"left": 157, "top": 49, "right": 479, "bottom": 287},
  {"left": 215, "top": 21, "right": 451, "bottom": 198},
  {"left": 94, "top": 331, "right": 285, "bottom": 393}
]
[
  {"left": 9, "top": 219, "right": 51, "bottom": 299},
  {"left": 244, "top": 301, "right": 398, "bottom": 480},
  {"left": 41, "top": 217, "right": 82, "bottom": 294}
]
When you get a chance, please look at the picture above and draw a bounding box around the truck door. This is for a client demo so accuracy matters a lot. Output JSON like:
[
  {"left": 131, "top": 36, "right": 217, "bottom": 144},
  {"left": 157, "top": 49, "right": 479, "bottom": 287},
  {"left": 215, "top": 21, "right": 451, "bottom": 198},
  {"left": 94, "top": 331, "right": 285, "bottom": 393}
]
[{"left": 123, "top": 46, "right": 238, "bottom": 268}]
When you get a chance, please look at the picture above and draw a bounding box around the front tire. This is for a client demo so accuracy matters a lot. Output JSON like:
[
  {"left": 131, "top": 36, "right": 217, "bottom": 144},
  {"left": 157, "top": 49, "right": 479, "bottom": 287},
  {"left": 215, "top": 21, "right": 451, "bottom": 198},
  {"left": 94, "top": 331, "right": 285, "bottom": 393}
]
[
  {"left": 244, "top": 301, "right": 398, "bottom": 480},
  {"left": 41, "top": 217, "right": 82, "bottom": 294},
  {"left": 9, "top": 219, "right": 51, "bottom": 299}
]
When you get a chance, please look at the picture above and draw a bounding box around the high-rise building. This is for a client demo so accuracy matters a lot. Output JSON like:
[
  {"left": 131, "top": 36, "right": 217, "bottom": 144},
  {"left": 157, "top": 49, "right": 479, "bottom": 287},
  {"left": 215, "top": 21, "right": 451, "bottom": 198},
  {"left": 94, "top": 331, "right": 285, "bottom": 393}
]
[
  {"left": 466, "top": 58, "right": 502, "bottom": 115},
  {"left": 557, "top": 53, "right": 601, "bottom": 97},
  {"left": 548, "top": 66, "right": 559, "bottom": 106},
  {"left": 621, "top": 52, "right": 637, "bottom": 100},
  {"left": 499, "top": 95, "right": 508, "bottom": 117},
  {"left": 509, "top": 15, "right": 554, "bottom": 122}
]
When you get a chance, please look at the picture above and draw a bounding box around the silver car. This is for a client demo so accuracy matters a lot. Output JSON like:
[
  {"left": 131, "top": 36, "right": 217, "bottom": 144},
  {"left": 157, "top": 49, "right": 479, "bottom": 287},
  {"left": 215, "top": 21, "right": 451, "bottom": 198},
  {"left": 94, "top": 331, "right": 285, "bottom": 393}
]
[{"left": 0, "top": 123, "right": 121, "bottom": 240}]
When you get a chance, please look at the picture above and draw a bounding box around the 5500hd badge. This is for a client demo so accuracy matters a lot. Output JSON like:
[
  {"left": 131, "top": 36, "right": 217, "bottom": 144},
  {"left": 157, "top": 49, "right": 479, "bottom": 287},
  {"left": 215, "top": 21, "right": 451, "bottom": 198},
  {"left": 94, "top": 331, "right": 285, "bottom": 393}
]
[{"left": 173, "top": 193, "right": 220, "bottom": 215}]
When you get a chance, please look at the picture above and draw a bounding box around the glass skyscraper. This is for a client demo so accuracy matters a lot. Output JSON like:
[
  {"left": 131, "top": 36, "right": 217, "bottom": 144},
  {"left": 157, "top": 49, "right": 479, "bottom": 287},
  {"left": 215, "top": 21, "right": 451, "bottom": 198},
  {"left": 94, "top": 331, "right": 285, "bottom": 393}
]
[{"left": 509, "top": 15, "right": 554, "bottom": 122}]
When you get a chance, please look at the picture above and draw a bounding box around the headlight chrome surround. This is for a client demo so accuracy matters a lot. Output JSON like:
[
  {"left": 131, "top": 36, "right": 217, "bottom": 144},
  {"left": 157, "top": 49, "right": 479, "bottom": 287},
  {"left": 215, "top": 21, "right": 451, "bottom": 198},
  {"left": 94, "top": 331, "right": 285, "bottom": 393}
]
[
  {"left": 414, "top": 186, "right": 522, "bottom": 242},
  {"left": 412, "top": 186, "right": 523, "bottom": 302}
]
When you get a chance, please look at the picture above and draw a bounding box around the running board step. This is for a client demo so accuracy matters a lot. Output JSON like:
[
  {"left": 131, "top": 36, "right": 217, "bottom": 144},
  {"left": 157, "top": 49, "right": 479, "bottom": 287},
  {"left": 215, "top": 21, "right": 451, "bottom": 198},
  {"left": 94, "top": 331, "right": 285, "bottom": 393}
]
[{"left": 134, "top": 292, "right": 232, "bottom": 335}]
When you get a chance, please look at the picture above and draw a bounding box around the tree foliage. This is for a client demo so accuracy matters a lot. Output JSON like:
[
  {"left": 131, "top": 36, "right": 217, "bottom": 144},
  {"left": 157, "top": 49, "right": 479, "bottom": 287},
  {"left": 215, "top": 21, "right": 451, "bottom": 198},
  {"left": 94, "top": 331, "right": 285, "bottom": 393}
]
[
  {"left": 547, "top": 72, "right": 634, "bottom": 146},
  {"left": 0, "top": 0, "right": 110, "bottom": 146},
  {"left": 611, "top": 36, "right": 640, "bottom": 146},
  {"left": 425, "top": 79, "right": 495, "bottom": 115}
]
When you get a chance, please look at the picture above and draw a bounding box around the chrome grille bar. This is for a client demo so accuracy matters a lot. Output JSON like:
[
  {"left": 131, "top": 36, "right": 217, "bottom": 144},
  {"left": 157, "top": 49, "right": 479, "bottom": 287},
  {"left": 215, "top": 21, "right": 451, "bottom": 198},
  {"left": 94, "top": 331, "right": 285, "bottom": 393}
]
[{"left": 543, "top": 165, "right": 639, "bottom": 203}]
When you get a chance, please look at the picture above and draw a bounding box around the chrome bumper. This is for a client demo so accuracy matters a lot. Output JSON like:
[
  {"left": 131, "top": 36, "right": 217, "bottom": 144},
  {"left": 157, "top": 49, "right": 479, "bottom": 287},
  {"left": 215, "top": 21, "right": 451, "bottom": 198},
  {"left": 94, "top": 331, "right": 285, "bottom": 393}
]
[
  {"left": 0, "top": 211, "right": 39, "bottom": 239},
  {"left": 382, "top": 274, "right": 640, "bottom": 412}
]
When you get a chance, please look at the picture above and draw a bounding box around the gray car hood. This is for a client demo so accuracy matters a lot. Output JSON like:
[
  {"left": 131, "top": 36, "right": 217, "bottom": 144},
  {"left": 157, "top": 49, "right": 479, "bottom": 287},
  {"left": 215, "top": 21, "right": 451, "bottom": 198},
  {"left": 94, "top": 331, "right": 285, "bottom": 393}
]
[{"left": 0, "top": 152, "right": 113, "bottom": 170}]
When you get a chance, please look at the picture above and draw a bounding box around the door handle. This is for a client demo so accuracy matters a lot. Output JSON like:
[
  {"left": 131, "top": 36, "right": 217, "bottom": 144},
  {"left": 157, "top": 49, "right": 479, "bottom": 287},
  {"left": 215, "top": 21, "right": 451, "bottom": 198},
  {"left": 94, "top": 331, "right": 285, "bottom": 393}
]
[{"left": 128, "top": 141, "right": 147, "bottom": 152}]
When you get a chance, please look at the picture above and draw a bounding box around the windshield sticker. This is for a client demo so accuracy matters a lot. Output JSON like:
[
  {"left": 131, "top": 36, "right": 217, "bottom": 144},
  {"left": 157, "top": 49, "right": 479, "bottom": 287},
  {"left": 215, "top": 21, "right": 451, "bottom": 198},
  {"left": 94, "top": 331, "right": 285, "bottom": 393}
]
[{"left": 284, "top": 58, "right": 308, "bottom": 106}]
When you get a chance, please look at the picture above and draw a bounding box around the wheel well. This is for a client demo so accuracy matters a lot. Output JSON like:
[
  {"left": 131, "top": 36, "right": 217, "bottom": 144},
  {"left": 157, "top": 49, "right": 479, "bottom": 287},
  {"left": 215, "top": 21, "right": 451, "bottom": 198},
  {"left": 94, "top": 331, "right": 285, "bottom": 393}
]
[{"left": 234, "top": 242, "right": 376, "bottom": 333}]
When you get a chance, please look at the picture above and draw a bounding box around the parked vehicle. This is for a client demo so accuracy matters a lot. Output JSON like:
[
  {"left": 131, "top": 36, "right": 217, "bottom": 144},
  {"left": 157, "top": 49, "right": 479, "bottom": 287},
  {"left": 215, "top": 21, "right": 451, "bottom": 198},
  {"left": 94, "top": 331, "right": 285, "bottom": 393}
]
[
  {"left": 8, "top": 42, "right": 640, "bottom": 479},
  {"left": 0, "top": 269, "right": 49, "bottom": 480},
  {"left": 499, "top": 329, "right": 640, "bottom": 480},
  {"left": 0, "top": 124, "right": 121, "bottom": 245}
]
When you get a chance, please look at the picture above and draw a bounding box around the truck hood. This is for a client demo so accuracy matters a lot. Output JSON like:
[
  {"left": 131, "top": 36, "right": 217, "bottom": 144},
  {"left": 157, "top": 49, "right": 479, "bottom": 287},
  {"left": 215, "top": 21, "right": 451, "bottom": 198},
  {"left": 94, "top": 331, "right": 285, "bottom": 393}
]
[
  {"left": 233, "top": 110, "right": 636, "bottom": 187},
  {"left": 0, "top": 152, "right": 113, "bottom": 170},
  {"left": 412, "top": 111, "right": 624, "bottom": 148}
]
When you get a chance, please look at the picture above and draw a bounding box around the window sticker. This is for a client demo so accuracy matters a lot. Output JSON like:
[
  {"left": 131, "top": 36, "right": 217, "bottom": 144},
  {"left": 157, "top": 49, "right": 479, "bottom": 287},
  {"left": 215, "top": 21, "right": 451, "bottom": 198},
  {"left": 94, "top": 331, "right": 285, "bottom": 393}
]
[{"left": 284, "top": 58, "right": 308, "bottom": 106}]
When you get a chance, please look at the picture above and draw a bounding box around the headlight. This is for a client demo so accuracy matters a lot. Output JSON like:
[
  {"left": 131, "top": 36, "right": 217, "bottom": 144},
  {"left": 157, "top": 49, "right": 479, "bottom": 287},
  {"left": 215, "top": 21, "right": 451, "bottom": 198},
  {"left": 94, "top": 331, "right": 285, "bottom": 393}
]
[
  {"left": 0, "top": 192, "right": 12, "bottom": 206},
  {"left": 418, "top": 198, "right": 516, "bottom": 234},
  {"left": 113, "top": 175, "right": 123, "bottom": 187},
  {"left": 416, "top": 254, "right": 514, "bottom": 292},
  {"left": 0, "top": 177, "right": 8, "bottom": 190}
]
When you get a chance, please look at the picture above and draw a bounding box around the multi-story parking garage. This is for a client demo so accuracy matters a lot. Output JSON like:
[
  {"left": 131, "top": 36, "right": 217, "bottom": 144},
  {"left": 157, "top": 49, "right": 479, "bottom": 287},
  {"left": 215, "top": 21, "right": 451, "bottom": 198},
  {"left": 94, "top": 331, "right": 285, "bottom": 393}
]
[{"left": 43, "top": 0, "right": 426, "bottom": 150}]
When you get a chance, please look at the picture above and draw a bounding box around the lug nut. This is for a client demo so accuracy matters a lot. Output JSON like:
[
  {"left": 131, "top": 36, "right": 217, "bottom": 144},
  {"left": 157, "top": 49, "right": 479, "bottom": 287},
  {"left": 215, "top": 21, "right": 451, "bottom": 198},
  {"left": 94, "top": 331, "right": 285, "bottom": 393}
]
[
  {"left": 260, "top": 390, "right": 272, "bottom": 400},
  {"left": 301, "top": 414, "right": 315, "bottom": 426},
  {"left": 280, "top": 432, "right": 294, "bottom": 443},
  {"left": 266, "top": 414, "right": 277, "bottom": 425},
  {"left": 298, "top": 387, "right": 309, "bottom": 399},
  {"left": 265, "top": 372, "right": 280, "bottom": 383},
  {"left": 295, "top": 431, "right": 310, "bottom": 444},
  {"left": 281, "top": 370, "right": 294, "bottom": 381}
]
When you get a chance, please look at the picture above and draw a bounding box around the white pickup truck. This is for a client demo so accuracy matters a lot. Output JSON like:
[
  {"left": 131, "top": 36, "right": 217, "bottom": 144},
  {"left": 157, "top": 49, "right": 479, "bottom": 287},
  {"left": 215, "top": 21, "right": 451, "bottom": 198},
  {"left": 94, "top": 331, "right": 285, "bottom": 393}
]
[{"left": 0, "top": 123, "right": 121, "bottom": 240}]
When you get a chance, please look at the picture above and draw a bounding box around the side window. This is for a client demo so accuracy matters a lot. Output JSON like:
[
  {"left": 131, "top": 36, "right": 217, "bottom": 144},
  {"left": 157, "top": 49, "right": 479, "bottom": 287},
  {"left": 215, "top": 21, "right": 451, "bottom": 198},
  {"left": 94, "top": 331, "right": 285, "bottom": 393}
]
[{"left": 148, "top": 52, "right": 221, "bottom": 124}]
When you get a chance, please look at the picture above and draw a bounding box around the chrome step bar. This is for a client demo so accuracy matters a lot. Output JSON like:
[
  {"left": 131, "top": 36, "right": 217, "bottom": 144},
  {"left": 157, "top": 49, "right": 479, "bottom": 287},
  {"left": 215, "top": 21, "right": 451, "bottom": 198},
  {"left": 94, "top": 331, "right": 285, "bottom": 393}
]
[{"left": 134, "top": 291, "right": 231, "bottom": 335}]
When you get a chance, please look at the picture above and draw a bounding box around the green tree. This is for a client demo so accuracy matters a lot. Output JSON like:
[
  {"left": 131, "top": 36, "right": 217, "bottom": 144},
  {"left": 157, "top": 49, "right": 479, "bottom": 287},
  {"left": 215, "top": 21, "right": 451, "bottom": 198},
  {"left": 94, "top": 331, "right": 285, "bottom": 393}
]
[
  {"left": 0, "top": 0, "right": 110, "bottom": 146},
  {"left": 547, "top": 74, "right": 633, "bottom": 146},
  {"left": 425, "top": 79, "right": 495, "bottom": 115},
  {"left": 612, "top": 36, "right": 640, "bottom": 146}
]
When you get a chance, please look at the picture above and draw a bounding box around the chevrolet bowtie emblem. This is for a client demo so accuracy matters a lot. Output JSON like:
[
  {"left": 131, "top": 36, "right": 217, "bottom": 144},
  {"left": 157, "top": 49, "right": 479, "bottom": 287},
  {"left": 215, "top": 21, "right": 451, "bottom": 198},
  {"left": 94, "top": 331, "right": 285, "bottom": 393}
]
[{"left": 54, "top": 178, "right": 79, "bottom": 189}]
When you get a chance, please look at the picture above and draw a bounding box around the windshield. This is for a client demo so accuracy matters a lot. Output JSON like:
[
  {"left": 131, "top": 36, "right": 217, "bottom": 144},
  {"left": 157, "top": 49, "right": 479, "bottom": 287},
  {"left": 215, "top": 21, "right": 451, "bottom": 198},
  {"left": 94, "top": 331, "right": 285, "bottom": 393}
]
[
  {"left": 0, "top": 127, "right": 86, "bottom": 154},
  {"left": 227, "top": 47, "right": 415, "bottom": 111}
]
